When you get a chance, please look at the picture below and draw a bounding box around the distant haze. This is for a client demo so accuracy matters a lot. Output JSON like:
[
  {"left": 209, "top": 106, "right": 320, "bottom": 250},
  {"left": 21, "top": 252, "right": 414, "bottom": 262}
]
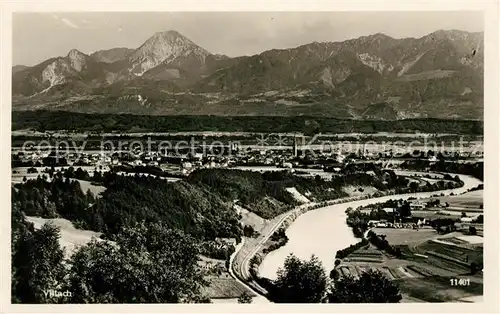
[{"left": 13, "top": 11, "right": 483, "bottom": 66}]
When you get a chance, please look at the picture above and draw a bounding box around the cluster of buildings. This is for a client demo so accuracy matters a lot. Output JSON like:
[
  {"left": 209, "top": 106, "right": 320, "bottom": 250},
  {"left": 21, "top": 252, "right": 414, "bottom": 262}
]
[{"left": 12, "top": 134, "right": 483, "bottom": 175}]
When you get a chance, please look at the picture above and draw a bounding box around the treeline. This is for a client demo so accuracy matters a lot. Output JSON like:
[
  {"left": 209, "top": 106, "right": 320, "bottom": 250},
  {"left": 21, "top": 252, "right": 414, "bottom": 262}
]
[
  {"left": 345, "top": 203, "right": 399, "bottom": 238},
  {"left": 401, "top": 160, "right": 484, "bottom": 180},
  {"left": 396, "top": 150, "right": 481, "bottom": 161},
  {"left": 367, "top": 230, "right": 402, "bottom": 258},
  {"left": 12, "top": 174, "right": 94, "bottom": 220},
  {"left": 431, "top": 218, "right": 458, "bottom": 234},
  {"left": 110, "top": 165, "right": 185, "bottom": 178},
  {"left": 58, "top": 166, "right": 104, "bottom": 182},
  {"left": 335, "top": 238, "right": 369, "bottom": 259},
  {"left": 58, "top": 165, "right": 182, "bottom": 183},
  {"left": 12, "top": 110, "right": 483, "bottom": 134},
  {"left": 263, "top": 229, "right": 289, "bottom": 254}
]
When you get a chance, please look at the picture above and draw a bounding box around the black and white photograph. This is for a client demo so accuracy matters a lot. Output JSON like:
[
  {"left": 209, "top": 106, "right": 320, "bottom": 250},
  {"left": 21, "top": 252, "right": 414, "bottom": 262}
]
[{"left": 2, "top": 1, "right": 499, "bottom": 311}]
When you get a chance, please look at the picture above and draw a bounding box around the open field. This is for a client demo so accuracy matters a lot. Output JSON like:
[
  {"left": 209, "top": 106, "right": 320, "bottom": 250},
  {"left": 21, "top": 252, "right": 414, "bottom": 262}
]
[
  {"left": 26, "top": 216, "right": 104, "bottom": 259},
  {"left": 395, "top": 275, "right": 483, "bottom": 302},
  {"left": 74, "top": 179, "right": 106, "bottom": 196},
  {"left": 419, "top": 190, "right": 483, "bottom": 210},
  {"left": 337, "top": 254, "right": 483, "bottom": 302},
  {"left": 371, "top": 227, "right": 439, "bottom": 246},
  {"left": 441, "top": 235, "right": 483, "bottom": 245},
  {"left": 285, "top": 187, "right": 310, "bottom": 204},
  {"left": 414, "top": 239, "right": 483, "bottom": 263},
  {"left": 337, "top": 224, "right": 483, "bottom": 302},
  {"left": 237, "top": 205, "right": 269, "bottom": 234},
  {"left": 201, "top": 277, "right": 254, "bottom": 300}
]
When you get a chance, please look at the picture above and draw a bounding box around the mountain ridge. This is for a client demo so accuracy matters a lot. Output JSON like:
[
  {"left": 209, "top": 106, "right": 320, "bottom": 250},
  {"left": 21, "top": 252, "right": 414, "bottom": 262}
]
[{"left": 12, "top": 29, "right": 484, "bottom": 120}]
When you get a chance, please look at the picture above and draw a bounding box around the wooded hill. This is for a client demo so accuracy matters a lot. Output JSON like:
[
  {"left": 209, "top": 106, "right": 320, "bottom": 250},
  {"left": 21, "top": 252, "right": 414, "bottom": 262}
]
[{"left": 12, "top": 110, "right": 483, "bottom": 135}]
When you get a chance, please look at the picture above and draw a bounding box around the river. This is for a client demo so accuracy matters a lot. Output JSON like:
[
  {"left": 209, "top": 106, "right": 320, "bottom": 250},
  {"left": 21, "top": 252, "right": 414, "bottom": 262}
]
[{"left": 258, "top": 172, "right": 482, "bottom": 280}]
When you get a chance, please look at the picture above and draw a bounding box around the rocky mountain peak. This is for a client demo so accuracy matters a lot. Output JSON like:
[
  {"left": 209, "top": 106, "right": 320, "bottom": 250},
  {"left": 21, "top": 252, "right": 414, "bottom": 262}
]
[
  {"left": 66, "top": 49, "right": 87, "bottom": 72},
  {"left": 152, "top": 30, "right": 183, "bottom": 39},
  {"left": 128, "top": 30, "right": 210, "bottom": 76},
  {"left": 67, "top": 48, "right": 86, "bottom": 58}
]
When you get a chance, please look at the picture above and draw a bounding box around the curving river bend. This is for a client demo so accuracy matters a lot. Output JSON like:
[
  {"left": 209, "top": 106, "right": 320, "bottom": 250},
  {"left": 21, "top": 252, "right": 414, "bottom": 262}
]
[{"left": 258, "top": 172, "right": 482, "bottom": 280}]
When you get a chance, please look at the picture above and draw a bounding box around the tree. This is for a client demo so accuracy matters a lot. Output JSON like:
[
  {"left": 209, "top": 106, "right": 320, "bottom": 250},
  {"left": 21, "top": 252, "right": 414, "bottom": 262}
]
[
  {"left": 330, "top": 268, "right": 340, "bottom": 281},
  {"left": 243, "top": 224, "right": 256, "bottom": 237},
  {"left": 49, "top": 166, "right": 55, "bottom": 178},
  {"left": 271, "top": 254, "right": 328, "bottom": 303},
  {"left": 237, "top": 291, "right": 253, "bottom": 303},
  {"left": 66, "top": 222, "right": 208, "bottom": 303},
  {"left": 461, "top": 212, "right": 467, "bottom": 218},
  {"left": 398, "top": 201, "right": 411, "bottom": 218},
  {"left": 409, "top": 181, "right": 419, "bottom": 192},
  {"left": 469, "top": 226, "right": 477, "bottom": 235},
  {"left": 12, "top": 222, "right": 66, "bottom": 303},
  {"left": 470, "top": 262, "right": 479, "bottom": 274},
  {"left": 85, "top": 189, "right": 95, "bottom": 203},
  {"left": 328, "top": 269, "right": 402, "bottom": 303},
  {"left": 11, "top": 205, "right": 27, "bottom": 303}
]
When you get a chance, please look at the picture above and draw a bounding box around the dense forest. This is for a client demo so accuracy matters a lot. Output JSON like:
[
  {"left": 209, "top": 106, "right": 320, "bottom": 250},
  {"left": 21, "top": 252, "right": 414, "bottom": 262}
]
[
  {"left": 400, "top": 160, "right": 484, "bottom": 180},
  {"left": 12, "top": 110, "right": 483, "bottom": 134},
  {"left": 13, "top": 168, "right": 408, "bottom": 237},
  {"left": 12, "top": 166, "right": 464, "bottom": 241},
  {"left": 187, "top": 168, "right": 410, "bottom": 219},
  {"left": 12, "top": 172, "right": 241, "bottom": 240}
]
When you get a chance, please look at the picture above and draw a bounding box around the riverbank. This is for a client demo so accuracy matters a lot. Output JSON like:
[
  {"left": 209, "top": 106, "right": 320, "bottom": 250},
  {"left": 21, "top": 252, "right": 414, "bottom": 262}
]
[{"left": 231, "top": 172, "right": 481, "bottom": 299}]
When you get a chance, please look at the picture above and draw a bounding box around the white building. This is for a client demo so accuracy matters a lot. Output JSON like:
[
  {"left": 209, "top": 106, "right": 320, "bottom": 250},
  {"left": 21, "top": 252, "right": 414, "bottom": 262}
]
[
  {"left": 410, "top": 202, "right": 426, "bottom": 210},
  {"left": 382, "top": 208, "right": 395, "bottom": 214}
]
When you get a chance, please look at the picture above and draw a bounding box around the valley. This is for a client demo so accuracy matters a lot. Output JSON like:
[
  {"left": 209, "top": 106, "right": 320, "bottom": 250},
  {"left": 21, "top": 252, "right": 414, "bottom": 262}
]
[{"left": 9, "top": 12, "right": 487, "bottom": 305}]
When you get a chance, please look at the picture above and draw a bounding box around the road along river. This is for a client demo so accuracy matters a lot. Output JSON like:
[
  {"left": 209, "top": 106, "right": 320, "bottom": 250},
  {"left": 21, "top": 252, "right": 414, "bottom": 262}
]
[{"left": 258, "top": 172, "right": 482, "bottom": 280}]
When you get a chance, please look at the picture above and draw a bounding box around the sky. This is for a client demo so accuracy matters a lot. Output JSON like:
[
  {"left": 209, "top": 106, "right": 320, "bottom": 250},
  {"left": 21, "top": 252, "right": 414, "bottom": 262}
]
[{"left": 13, "top": 11, "right": 483, "bottom": 66}]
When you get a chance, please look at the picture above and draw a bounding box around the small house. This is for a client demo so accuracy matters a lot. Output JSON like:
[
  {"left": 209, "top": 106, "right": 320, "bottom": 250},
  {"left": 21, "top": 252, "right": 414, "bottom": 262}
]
[{"left": 410, "top": 202, "right": 425, "bottom": 210}]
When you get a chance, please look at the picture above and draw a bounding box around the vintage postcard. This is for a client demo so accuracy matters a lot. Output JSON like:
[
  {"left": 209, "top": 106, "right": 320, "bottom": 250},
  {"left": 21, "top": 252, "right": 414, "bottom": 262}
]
[{"left": 1, "top": 0, "right": 498, "bottom": 313}]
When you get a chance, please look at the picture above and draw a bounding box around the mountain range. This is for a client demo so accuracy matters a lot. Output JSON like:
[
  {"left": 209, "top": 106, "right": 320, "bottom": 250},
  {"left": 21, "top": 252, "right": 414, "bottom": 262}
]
[{"left": 12, "top": 29, "right": 483, "bottom": 119}]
